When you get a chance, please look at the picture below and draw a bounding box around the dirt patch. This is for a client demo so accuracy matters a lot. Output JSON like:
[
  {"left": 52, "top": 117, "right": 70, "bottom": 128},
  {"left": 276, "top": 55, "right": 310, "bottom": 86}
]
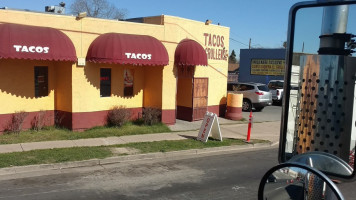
[{"left": 110, "top": 147, "right": 140, "bottom": 155}]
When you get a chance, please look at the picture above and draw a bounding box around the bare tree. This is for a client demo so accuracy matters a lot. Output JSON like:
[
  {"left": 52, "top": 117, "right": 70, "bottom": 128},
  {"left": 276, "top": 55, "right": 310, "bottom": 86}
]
[
  {"left": 282, "top": 41, "right": 287, "bottom": 49},
  {"left": 70, "top": 0, "right": 128, "bottom": 20}
]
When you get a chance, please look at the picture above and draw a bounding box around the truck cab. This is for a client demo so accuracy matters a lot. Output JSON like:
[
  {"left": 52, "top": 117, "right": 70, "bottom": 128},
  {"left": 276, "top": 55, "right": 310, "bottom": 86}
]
[{"left": 267, "top": 80, "right": 284, "bottom": 105}]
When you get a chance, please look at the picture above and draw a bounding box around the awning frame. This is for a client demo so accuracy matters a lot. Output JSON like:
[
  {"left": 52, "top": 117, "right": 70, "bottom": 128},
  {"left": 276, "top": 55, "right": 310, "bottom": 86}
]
[
  {"left": 0, "top": 23, "right": 77, "bottom": 62},
  {"left": 86, "top": 33, "right": 169, "bottom": 66},
  {"left": 174, "top": 39, "right": 208, "bottom": 66}
]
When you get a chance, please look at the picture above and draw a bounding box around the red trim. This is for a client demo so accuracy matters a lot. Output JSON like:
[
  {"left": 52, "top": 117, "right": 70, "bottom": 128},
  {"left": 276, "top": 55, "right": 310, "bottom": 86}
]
[
  {"left": 86, "top": 33, "right": 169, "bottom": 66},
  {"left": 161, "top": 109, "right": 176, "bottom": 125},
  {"left": 207, "top": 104, "right": 227, "bottom": 117},
  {"left": 177, "top": 105, "right": 227, "bottom": 123},
  {"left": 72, "top": 111, "right": 107, "bottom": 131},
  {"left": 0, "top": 111, "right": 55, "bottom": 133},
  {"left": 207, "top": 106, "right": 218, "bottom": 115},
  {"left": 0, "top": 23, "right": 77, "bottom": 61},
  {"left": 225, "top": 106, "right": 242, "bottom": 120},
  {"left": 55, "top": 110, "right": 72, "bottom": 130},
  {"left": 176, "top": 106, "right": 193, "bottom": 121},
  {"left": 0, "top": 105, "right": 230, "bottom": 133},
  {"left": 0, "top": 108, "right": 144, "bottom": 133},
  {"left": 71, "top": 108, "right": 142, "bottom": 131},
  {"left": 219, "top": 104, "right": 227, "bottom": 117}
]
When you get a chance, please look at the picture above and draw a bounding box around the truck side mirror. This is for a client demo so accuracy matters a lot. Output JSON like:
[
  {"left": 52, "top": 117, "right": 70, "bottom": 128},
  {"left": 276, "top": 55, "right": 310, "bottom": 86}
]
[
  {"left": 258, "top": 163, "right": 345, "bottom": 200},
  {"left": 279, "top": 1, "right": 356, "bottom": 178}
]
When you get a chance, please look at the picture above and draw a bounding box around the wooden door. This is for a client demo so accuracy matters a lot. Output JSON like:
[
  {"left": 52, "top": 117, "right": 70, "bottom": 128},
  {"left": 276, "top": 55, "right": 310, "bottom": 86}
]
[{"left": 192, "top": 78, "right": 208, "bottom": 120}]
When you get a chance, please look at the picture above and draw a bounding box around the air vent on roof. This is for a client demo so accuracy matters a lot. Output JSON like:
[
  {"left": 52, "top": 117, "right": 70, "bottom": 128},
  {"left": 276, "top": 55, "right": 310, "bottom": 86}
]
[{"left": 45, "top": 2, "right": 65, "bottom": 14}]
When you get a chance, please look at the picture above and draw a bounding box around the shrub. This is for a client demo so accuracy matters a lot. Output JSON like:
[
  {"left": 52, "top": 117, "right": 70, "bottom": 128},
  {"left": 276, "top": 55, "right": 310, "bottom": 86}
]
[
  {"left": 142, "top": 107, "right": 161, "bottom": 125},
  {"left": 54, "top": 111, "right": 65, "bottom": 128},
  {"left": 31, "top": 110, "right": 48, "bottom": 131},
  {"left": 107, "top": 106, "right": 131, "bottom": 127},
  {"left": 4, "top": 111, "right": 28, "bottom": 134}
]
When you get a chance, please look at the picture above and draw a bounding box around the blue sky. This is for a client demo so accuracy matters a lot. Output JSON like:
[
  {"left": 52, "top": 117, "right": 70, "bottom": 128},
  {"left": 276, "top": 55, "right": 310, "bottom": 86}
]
[{"left": 0, "top": 0, "right": 304, "bottom": 57}]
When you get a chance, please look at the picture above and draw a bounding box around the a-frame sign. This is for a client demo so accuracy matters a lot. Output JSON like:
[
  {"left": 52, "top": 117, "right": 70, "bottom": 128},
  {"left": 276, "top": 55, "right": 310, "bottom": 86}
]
[{"left": 197, "top": 112, "right": 222, "bottom": 142}]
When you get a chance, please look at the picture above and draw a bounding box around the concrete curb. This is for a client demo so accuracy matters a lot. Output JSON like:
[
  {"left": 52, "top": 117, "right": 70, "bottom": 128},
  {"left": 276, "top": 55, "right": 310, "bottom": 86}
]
[{"left": 0, "top": 142, "right": 278, "bottom": 180}]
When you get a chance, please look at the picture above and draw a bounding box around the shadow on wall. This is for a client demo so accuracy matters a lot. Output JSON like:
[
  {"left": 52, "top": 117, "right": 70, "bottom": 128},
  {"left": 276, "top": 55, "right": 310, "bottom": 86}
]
[
  {"left": 83, "top": 62, "right": 143, "bottom": 98},
  {"left": 0, "top": 59, "right": 43, "bottom": 99},
  {"left": 219, "top": 97, "right": 227, "bottom": 117},
  {"left": 143, "top": 66, "right": 163, "bottom": 108},
  {"left": 173, "top": 65, "right": 178, "bottom": 78},
  {"left": 0, "top": 59, "right": 76, "bottom": 100}
]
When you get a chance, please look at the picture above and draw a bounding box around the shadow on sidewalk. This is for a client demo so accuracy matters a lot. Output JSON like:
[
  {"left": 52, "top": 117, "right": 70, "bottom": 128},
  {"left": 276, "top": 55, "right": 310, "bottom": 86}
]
[{"left": 178, "top": 135, "right": 197, "bottom": 140}]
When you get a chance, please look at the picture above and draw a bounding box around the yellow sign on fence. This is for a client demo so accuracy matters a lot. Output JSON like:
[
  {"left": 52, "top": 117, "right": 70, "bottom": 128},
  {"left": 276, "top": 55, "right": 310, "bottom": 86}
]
[{"left": 250, "top": 59, "right": 285, "bottom": 76}]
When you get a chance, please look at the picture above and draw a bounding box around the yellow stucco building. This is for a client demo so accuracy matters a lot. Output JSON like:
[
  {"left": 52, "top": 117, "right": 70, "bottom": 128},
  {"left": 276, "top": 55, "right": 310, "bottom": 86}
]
[{"left": 0, "top": 8, "right": 229, "bottom": 131}]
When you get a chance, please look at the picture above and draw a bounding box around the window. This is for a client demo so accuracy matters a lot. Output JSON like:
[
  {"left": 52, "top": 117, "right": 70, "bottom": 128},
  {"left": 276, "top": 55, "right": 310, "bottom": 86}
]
[
  {"left": 34, "top": 66, "right": 48, "bottom": 98},
  {"left": 268, "top": 81, "right": 284, "bottom": 89},
  {"left": 233, "top": 84, "right": 240, "bottom": 91},
  {"left": 246, "top": 85, "right": 255, "bottom": 90},
  {"left": 124, "top": 69, "right": 134, "bottom": 97},
  {"left": 238, "top": 84, "right": 254, "bottom": 91},
  {"left": 257, "top": 85, "right": 269, "bottom": 92},
  {"left": 228, "top": 84, "right": 240, "bottom": 91},
  {"left": 100, "top": 68, "right": 111, "bottom": 97}
]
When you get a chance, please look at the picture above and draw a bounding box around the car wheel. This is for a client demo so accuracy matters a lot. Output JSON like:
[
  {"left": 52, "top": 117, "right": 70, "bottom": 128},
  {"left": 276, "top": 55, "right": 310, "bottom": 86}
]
[
  {"left": 255, "top": 107, "right": 264, "bottom": 112},
  {"left": 242, "top": 99, "right": 252, "bottom": 112}
]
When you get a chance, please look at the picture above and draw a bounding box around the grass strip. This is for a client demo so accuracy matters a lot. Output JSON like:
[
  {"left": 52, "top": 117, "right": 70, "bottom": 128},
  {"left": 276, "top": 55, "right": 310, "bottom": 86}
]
[
  {"left": 0, "top": 138, "right": 268, "bottom": 168},
  {"left": 0, "top": 122, "right": 171, "bottom": 145},
  {"left": 0, "top": 146, "right": 113, "bottom": 168}
]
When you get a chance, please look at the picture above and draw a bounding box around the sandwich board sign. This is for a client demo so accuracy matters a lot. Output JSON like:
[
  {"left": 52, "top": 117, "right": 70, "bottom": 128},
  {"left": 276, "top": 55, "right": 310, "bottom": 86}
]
[{"left": 197, "top": 112, "right": 222, "bottom": 142}]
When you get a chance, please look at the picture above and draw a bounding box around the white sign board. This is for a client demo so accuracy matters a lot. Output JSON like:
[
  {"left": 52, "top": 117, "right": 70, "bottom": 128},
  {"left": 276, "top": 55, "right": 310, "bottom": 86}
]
[
  {"left": 77, "top": 57, "right": 86, "bottom": 66},
  {"left": 197, "top": 112, "right": 222, "bottom": 142}
]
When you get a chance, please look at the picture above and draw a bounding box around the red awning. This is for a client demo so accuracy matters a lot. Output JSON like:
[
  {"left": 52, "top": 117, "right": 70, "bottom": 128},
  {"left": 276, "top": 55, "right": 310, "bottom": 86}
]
[
  {"left": 0, "top": 23, "right": 77, "bottom": 62},
  {"left": 175, "top": 39, "right": 208, "bottom": 66},
  {"left": 86, "top": 33, "right": 169, "bottom": 66}
]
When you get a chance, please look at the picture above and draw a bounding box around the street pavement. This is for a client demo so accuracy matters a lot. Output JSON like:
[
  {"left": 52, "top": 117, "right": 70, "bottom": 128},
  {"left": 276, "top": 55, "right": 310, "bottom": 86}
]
[
  {"left": 0, "top": 112, "right": 282, "bottom": 179},
  {"left": 0, "top": 148, "right": 279, "bottom": 200}
]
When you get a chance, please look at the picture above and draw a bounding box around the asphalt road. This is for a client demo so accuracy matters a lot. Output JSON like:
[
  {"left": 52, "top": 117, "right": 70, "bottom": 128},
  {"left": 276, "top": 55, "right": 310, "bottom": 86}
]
[
  {"left": 0, "top": 148, "right": 279, "bottom": 200},
  {"left": 242, "top": 105, "right": 282, "bottom": 123},
  {"left": 264, "top": 181, "right": 305, "bottom": 200}
]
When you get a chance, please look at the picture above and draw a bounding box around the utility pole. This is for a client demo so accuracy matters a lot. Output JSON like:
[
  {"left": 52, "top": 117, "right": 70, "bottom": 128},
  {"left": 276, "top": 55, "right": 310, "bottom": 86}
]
[{"left": 249, "top": 38, "right": 251, "bottom": 49}]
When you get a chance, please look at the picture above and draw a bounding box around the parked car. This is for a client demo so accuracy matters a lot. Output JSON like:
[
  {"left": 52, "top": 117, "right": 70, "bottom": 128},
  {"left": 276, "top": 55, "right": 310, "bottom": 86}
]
[
  {"left": 268, "top": 80, "right": 284, "bottom": 105},
  {"left": 227, "top": 82, "right": 272, "bottom": 112},
  {"left": 266, "top": 174, "right": 277, "bottom": 183}
]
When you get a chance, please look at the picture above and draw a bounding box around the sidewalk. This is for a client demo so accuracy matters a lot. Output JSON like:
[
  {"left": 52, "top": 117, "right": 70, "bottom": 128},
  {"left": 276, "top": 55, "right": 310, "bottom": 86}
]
[
  {"left": 0, "top": 118, "right": 281, "bottom": 179},
  {"left": 0, "top": 119, "right": 281, "bottom": 154}
]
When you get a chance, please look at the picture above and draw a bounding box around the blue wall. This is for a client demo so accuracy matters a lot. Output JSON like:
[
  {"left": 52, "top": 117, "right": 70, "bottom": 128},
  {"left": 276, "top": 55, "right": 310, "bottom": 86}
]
[{"left": 239, "top": 49, "right": 286, "bottom": 85}]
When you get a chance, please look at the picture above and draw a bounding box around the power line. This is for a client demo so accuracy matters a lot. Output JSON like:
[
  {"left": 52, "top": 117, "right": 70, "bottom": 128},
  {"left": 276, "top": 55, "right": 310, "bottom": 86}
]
[
  {"left": 229, "top": 37, "right": 263, "bottom": 49},
  {"left": 230, "top": 31, "right": 263, "bottom": 46},
  {"left": 229, "top": 37, "right": 249, "bottom": 47},
  {"left": 230, "top": 31, "right": 249, "bottom": 41}
]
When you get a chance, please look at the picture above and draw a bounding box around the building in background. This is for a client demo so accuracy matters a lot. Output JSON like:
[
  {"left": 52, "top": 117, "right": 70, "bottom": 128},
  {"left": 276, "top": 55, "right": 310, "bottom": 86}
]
[
  {"left": 239, "top": 49, "right": 286, "bottom": 85},
  {"left": 228, "top": 63, "right": 239, "bottom": 83},
  {"left": 0, "top": 8, "right": 229, "bottom": 132}
]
